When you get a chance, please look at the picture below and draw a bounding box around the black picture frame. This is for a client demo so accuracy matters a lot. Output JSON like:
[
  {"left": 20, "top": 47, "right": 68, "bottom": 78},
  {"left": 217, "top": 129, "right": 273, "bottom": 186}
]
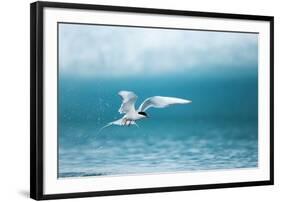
[{"left": 30, "top": 1, "right": 274, "bottom": 200}]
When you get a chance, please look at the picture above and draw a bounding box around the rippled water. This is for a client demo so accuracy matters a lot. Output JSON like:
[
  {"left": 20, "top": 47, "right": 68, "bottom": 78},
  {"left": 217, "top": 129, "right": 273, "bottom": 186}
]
[
  {"left": 59, "top": 119, "right": 257, "bottom": 177},
  {"left": 58, "top": 75, "right": 258, "bottom": 178}
]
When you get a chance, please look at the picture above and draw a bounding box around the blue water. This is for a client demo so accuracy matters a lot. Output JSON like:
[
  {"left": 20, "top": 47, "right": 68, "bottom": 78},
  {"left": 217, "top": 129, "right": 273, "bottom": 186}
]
[{"left": 58, "top": 72, "right": 258, "bottom": 178}]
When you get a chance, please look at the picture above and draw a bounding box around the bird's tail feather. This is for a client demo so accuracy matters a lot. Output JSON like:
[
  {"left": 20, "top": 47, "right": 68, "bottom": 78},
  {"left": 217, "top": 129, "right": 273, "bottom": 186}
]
[
  {"left": 97, "top": 122, "right": 113, "bottom": 134},
  {"left": 97, "top": 118, "right": 124, "bottom": 134},
  {"left": 98, "top": 118, "right": 139, "bottom": 134}
]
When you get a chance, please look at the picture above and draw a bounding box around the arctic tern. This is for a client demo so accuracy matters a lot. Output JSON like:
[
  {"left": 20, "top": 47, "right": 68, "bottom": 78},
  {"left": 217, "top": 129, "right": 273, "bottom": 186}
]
[{"left": 99, "top": 91, "right": 191, "bottom": 131}]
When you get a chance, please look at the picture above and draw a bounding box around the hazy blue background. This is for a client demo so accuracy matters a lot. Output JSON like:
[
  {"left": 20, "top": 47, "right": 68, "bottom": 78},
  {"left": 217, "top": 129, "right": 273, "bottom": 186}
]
[{"left": 58, "top": 23, "right": 258, "bottom": 177}]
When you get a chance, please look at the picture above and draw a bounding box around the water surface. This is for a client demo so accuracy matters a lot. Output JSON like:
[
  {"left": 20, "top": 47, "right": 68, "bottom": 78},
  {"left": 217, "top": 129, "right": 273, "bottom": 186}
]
[{"left": 58, "top": 75, "right": 258, "bottom": 178}]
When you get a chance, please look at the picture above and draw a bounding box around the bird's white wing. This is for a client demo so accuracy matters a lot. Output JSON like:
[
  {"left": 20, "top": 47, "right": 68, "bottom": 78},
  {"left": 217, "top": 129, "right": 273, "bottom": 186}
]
[
  {"left": 118, "top": 91, "right": 138, "bottom": 114},
  {"left": 138, "top": 96, "right": 191, "bottom": 112}
]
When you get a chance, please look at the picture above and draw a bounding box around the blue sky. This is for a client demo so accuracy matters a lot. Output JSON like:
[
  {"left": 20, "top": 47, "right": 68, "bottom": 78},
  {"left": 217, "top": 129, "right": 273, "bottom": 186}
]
[{"left": 59, "top": 23, "right": 258, "bottom": 78}]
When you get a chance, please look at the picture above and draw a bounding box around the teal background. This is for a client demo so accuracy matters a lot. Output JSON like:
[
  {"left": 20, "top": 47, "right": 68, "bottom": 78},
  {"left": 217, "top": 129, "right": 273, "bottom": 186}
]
[{"left": 58, "top": 23, "right": 258, "bottom": 177}]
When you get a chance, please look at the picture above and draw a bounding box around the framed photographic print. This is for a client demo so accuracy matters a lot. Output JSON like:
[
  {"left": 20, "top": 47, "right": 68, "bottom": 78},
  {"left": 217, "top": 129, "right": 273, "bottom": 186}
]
[{"left": 30, "top": 1, "right": 274, "bottom": 200}]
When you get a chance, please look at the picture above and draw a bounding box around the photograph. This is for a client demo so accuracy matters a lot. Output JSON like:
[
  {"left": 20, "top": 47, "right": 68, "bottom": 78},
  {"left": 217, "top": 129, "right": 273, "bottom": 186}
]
[
  {"left": 30, "top": 2, "right": 274, "bottom": 199},
  {"left": 58, "top": 23, "right": 259, "bottom": 178}
]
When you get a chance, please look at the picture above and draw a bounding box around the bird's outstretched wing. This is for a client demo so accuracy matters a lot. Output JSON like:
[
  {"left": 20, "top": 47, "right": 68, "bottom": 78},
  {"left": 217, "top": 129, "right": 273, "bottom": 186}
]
[
  {"left": 118, "top": 91, "right": 138, "bottom": 114},
  {"left": 138, "top": 96, "right": 191, "bottom": 112}
]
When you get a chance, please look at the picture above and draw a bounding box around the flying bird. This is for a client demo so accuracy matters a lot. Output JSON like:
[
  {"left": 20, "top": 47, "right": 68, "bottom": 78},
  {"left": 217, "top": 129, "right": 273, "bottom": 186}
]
[{"left": 99, "top": 91, "right": 191, "bottom": 132}]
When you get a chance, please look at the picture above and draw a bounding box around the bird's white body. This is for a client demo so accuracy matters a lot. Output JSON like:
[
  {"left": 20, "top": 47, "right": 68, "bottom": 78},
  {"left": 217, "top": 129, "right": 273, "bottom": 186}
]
[
  {"left": 99, "top": 91, "right": 191, "bottom": 131},
  {"left": 124, "top": 110, "right": 145, "bottom": 121},
  {"left": 119, "top": 110, "right": 147, "bottom": 126}
]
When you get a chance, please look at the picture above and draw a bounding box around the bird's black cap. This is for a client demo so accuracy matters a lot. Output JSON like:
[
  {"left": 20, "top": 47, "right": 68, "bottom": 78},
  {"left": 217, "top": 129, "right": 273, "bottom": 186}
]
[{"left": 138, "top": 111, "right": 148, "bottom": 117}]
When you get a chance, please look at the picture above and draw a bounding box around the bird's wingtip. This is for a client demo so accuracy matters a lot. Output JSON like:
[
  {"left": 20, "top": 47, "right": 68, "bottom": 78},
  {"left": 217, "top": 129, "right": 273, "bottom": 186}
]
[{"left": 183, "top": 99, "right": 192, "bottom": 104}]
